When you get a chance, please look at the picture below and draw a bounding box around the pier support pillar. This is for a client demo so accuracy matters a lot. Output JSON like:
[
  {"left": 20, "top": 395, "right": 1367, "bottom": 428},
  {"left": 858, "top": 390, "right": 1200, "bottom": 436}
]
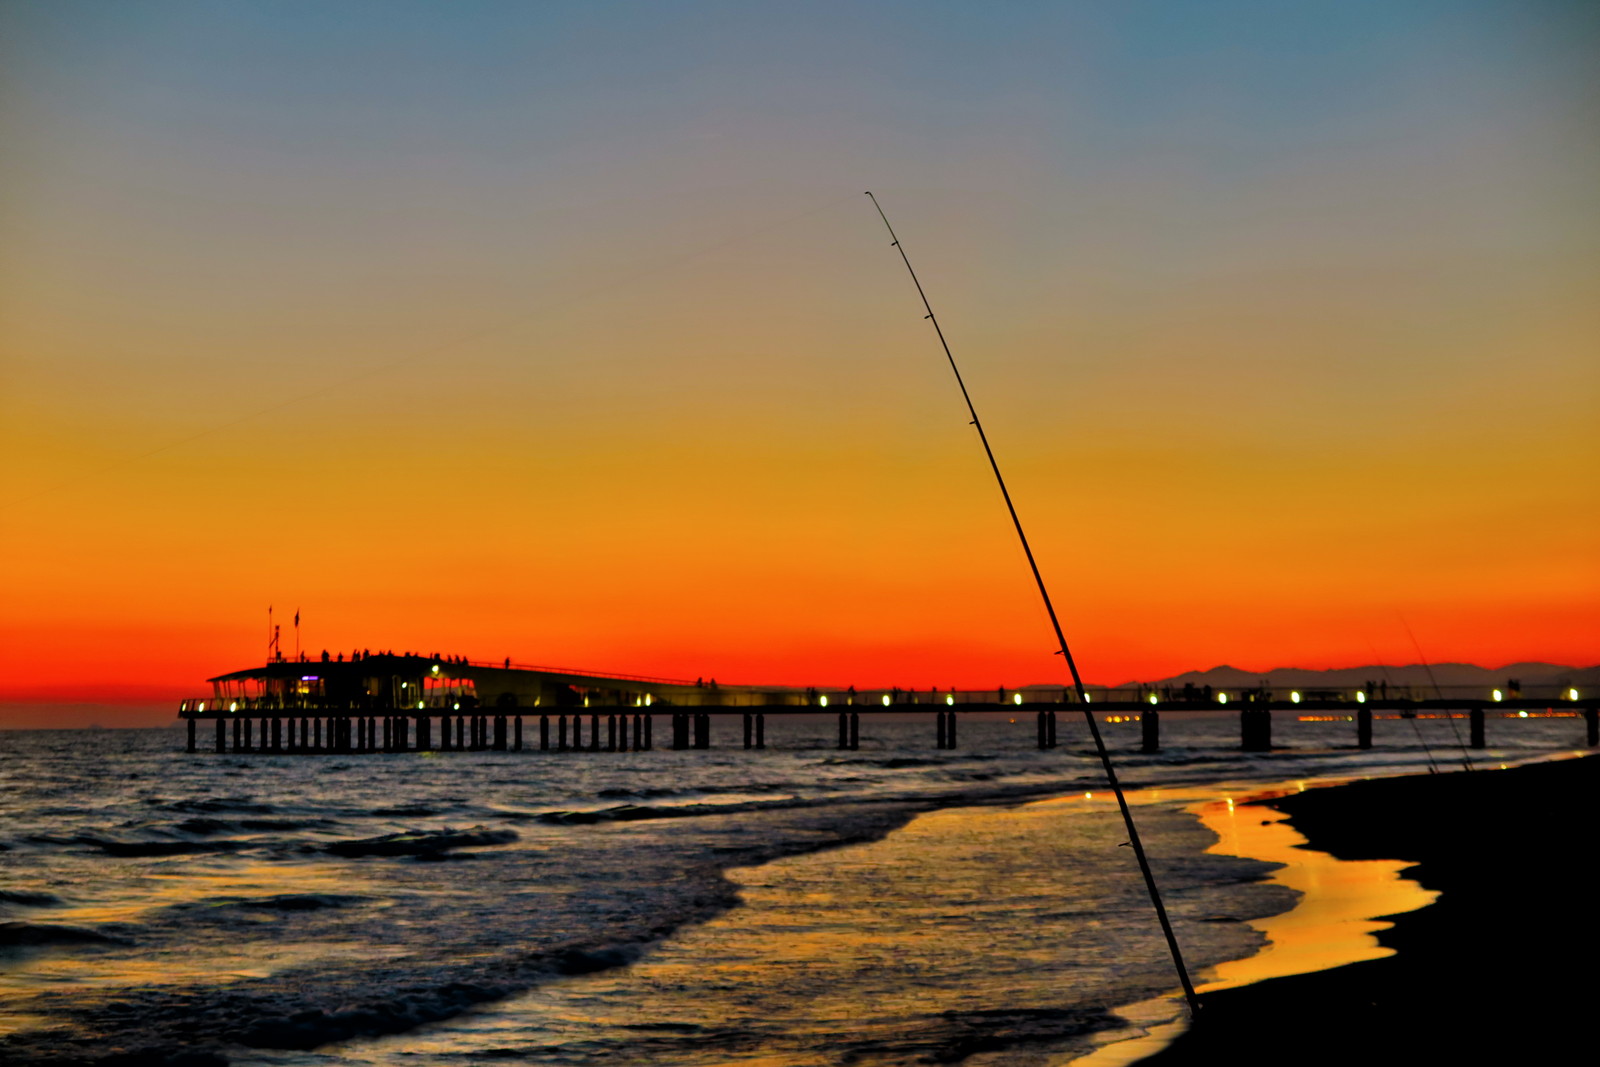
[
  {"left": 755, "top": 712, "right": 765, "bottom": 749},
  {"left": 644, "top": 713, "right": 653, "bottom": 750},
  {"left": 1046, "top": 710, "right": 1056, "bottom": 748},
  {"left": 1357, "top": 706, "right": 1373, "bottom": 749},
  {"left": 1470, "top": 707, "right": 1486, "bottom": 748},
  {"left": 233, "top": 718, "right": 241, "bottom": 751},
  {"left": 621, "top": 713, "right": 631, "bottom": 751},
  {"left": 539, "top": 715, "right": 549, "bottom": 751},
  {"left": 632, "top": 714, "right": 643, "bottom": 750},
  {"left": 694, "top": 712, "right": 710, "bottom": 749},
  {"left": 936, "top": 712, "right": 947, "bottom": 749},
  {"left": 1586, "top": 706, "right": 1597, "bottom": 747},
  {"left": 1036, "top": 711, "right": 1048, "bottom": 749},
  {"left": 383, "top": 717, "right": 392, "bottom": 752},
  {"left": 607, "top": 714, "right": 617, "bottom": 752},
  {"left": 1141, "top": 710, "right": 1160, "bottom": 753},
  {"left": 494, "top": 715, "right": 508, "bottom": 751},
  {"left": 837, "top": 711, "right": 849, "bottom": 750},
  {"left": 273, "top": 718, "right": 283, "bottom": 753},
  {"left": 514, "top": 715, "right": 523, "bottom": 751},
  {"left": 187, "top": 718, "right": 197, "bottom": 753},
  {"left": 215, "top": 717, "right": 226, "bottom": 753},
  {"left": 1241, "top": 708, "right": 1272, "bottom": 752},
  {"left": 849, "top": 712, "right": 860, "bottom": 750},
  {"left": 590, "top": 714, "right": 601, "bottom": 751},
  {"left": 559, "top": 714, "right": 570, "bottom": 751},
  {"left": 743, "top": 713, "right": 753, "bottom": 749}
]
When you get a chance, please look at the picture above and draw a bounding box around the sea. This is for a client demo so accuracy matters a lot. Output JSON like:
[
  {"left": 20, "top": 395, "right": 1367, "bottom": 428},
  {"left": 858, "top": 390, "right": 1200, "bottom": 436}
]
[{"left": 1, "top": 711, "right": 1587, "bottom": 1066}]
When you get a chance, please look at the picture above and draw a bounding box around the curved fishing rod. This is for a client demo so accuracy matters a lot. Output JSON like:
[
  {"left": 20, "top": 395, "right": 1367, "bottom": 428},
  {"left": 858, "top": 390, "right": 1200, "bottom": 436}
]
[{"left": 864, "top": 192, "right": 1201, "bottom": 1019}]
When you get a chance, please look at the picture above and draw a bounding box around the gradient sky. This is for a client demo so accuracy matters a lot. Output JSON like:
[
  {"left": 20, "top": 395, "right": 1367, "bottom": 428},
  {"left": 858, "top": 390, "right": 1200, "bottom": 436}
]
[{"left": 2, "top": 0, "right": 1596, "bottom": 722}]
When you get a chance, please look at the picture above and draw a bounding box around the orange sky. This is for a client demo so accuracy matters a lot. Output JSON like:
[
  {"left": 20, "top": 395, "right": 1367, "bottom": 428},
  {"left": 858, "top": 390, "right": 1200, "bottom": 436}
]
[{"left": 2, "top": 2, "right": 1596, "bottom": 726}]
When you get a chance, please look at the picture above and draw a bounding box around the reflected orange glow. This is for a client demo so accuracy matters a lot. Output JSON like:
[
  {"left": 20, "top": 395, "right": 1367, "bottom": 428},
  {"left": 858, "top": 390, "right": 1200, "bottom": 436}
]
[{"left": 1191, "top": 799, "right": 1436, "bottom": 990}]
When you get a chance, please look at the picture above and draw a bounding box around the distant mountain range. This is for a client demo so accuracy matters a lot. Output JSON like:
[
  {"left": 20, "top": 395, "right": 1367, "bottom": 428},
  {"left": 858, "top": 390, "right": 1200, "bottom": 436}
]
[{"left": 1130, "top": 662, "right": 1598, "bottom": 691}]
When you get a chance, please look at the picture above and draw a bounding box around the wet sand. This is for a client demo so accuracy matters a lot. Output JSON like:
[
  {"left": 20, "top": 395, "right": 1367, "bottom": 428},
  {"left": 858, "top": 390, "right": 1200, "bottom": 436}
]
[{"left": 1136, "top": 754, "right": 1598, "bottom": 1066}]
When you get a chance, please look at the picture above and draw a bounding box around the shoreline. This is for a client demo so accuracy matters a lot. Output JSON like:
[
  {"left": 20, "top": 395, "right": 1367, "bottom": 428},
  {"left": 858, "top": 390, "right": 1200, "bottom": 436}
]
[{"left": 1128, "top": 753, "right": 1598, "bottom": 1065}]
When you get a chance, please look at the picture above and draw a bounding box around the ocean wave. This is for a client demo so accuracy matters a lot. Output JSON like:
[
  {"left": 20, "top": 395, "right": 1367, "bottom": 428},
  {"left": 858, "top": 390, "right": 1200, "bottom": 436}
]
[
  {"left": 0, "top": 889, "right": 64, "bottom": 908},
  {"left": 0, "top": 921, "right": 127, "bottom": 948},
  {"left": 322, "top": 827, "right": 518, "bottom": 858}
]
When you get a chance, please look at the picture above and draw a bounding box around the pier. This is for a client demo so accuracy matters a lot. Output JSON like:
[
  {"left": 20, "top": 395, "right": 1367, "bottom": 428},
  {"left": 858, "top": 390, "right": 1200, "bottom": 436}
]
[{"left": 177, "top": 654, "right": 1597, "bottom": 754}]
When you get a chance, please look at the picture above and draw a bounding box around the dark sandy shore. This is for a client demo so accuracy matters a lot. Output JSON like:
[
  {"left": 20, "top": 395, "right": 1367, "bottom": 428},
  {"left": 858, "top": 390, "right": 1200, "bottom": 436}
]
[{"left": 1138, "top": 753, "right": 1597, "bottom": 1066}]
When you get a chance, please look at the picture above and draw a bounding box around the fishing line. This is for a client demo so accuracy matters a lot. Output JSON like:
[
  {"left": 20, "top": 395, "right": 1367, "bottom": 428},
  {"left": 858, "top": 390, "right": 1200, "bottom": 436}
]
[{"left": 864, "top": 192, "right": 1201, "bottom": 1020}]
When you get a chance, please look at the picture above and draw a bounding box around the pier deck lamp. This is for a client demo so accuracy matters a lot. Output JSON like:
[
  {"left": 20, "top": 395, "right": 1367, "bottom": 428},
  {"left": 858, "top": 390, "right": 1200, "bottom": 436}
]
[
  {"left": 1355, "top": 691, "right": 1367, "bottom": 704},
  {"left": 1492, "top": 689, "right": 1504, "bottom": 702},
  {"left": 819, "top": 695, "right": 828, "bottom": 707},
  {"left": 1568, "top": 688, "right": 1580, "bottom": 701},
  {"left": 1217, "top": 692, "right": 1228, "bottom": 704},
  {"left": 1147, "top": 693, "right": 1158, "bottom": 705},
  {"left": 1291, "top": 691, "right": 1302, "bottom": 704}
]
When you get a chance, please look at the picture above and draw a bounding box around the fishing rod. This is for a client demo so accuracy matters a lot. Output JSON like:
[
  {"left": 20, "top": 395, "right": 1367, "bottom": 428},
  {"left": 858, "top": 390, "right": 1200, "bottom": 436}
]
[
  {"left": 1399, "top": 617, "right": 1473, "bottom": 772},
  {"left": 864, "top": 192, "right": 1201, "bottom": 1019}
]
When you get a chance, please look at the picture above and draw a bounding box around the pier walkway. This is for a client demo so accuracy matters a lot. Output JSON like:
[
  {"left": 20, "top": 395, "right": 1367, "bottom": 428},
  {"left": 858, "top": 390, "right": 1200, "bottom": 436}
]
[{"left": 177, "top": 654, "right": 1597, "bottom": 755}]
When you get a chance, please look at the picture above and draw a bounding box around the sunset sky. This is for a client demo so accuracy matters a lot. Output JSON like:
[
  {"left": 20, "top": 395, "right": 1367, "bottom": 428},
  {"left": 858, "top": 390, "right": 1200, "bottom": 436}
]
[{"left": 2, "top": 1, "right": 1596, "bottom": 724}]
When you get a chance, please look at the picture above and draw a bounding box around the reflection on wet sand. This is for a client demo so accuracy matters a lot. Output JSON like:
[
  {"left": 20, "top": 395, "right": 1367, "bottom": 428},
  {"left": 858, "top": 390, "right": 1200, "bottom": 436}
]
[{"left": 1063, "top": 780, "right": 1438, "bottom": 1066}]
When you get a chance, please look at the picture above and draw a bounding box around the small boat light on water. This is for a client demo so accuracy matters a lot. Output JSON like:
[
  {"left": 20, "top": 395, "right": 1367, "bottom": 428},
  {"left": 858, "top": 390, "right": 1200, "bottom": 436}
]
[
  {"left": 1013, "top": 693, "right": 1023, "bottom": 705},
  {"left": 1492, "top": 689, "right": 1504, "bottom": 702},
  {"left": 946, "top": 694, "right": 954, "bottom": 706},
  {"left": 1291, "top": 691, "right": 1302, "bottom": 704},
  {"left": 820, "top": 695, "right": 829, "bottom": 707},
  {"left": 1519, "top": 710, "right": 1529, "bottom": 718},
  {"left": 1569, "top": 688, "right": 1581, "bottom": 701},
  {"left": 882, "top": 694, "right": 891, "bottom": 706},
  {"left": 1355, "top": 691, "right": 1367, "bottom": 704}
]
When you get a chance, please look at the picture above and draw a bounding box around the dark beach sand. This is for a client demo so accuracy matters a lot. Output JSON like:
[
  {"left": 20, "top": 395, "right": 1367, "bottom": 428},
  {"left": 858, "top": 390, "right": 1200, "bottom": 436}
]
[{"left": 1138, "top": 754, "right": 1598, "bottom": 1066}]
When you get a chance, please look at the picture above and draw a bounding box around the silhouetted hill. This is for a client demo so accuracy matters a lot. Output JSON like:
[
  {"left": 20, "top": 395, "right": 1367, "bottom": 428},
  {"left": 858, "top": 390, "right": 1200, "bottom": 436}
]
[{"left": 1129, "top": 662, "right": 1598, "bottom": 691}]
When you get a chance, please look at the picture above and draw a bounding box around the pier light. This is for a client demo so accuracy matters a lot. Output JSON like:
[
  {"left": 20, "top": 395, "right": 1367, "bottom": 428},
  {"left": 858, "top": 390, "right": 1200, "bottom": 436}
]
[
  {"left": 1355, "top": 691, "right": 1367, "bottom": 704},
  {"left": 1568, "top": 688, "right": 1580, "bottom": 701},
  {"left": 1148, "top": 693, "right": 1158, "bottom": 705},
  {"left": 1217, "top": 693, "right": 1227, "bottom": 704},
  {"left": 431, "top": 665, "right": 439, "bottom": 674},
  {"left": 1083, "top": 693, "right": 1091, "bottom": 703},
  {"left": 882, "top": 694, "right": 891, "bottom": 706},
  {"left": 820, "top": 695, "right": 828, "bottom": 707},
  {"left": 228, "top": 702, "right": 237, "bottom": 712},
  {"left": 1013, "top": 693, "right": 1023, "bottom": 705},
  {"left": 645, "top": 694, "right": 653, "bottom": 706},
  {"left": 198, "top": 701, "right": 205, "bottom": 712},
  {"left": 452, "top": 702, "right": 460, "bottom": 710},
  {"left": 1518, "top": 710, "right": 1529, "bottom": 718},
  {"left": 946, "top": 694, "right": 954, "bottom": 706},
  {"left": 401, "top": 682, "right": 408, "bottom": 689},
  {"left": 1291, "top": 691, "right": 1302, "bottom": 704},
  {"left": 1492, "top": 689, "right": 1504, "bottom": 702},
  {"left": 417, "top": 701, "right": 424, "bottom": 710}
]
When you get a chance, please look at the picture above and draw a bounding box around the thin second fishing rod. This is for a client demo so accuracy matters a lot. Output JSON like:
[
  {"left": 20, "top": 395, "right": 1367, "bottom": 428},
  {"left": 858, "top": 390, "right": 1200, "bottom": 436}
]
[{"left": 865, "top": 192, "right": 1201, "bottom": 1019}]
